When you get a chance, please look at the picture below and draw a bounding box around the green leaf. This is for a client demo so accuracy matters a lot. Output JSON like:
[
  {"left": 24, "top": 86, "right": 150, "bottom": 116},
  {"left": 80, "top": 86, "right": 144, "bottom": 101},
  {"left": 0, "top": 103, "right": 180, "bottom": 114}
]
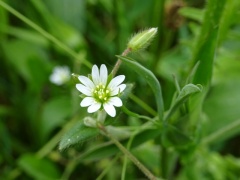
[
  {"left": 165, "top": 84, "right": 202, "bottom": 121},
  {"left": 192, "top": 0, "right": 227, "bottom": 87},
  {"left": 179, "top": 7, "right": 204, "bottom": 23},
  {"left": 2, "top": 40, "right": 48, "bottom": 84},
  {"left": 189, "top": 0, "right": 227, "bottom": 126},
  {"left": 18, "top": 154, "right": 60, "bottom": 180},
  {"left": 177, "top": 84, "right": 202, "bottom": 101},
  {"left": 218, "top": 0, "right": 240, "bottom": 44},
  {"left": 59, "top": 121, "right": 99, "bottom": 151},
  {"left": 116, "top": 55, "right": 164, "bottom": 120},
  {"left": 40, "top": 96, "right": 72, "bottom": 142},
  {"left": 203, "top": 80, "right": 240, "bottom": 143}
]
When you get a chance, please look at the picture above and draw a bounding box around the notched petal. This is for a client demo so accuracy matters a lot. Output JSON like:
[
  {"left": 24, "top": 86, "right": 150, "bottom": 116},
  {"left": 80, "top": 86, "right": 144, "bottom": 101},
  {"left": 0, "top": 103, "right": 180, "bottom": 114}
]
[
  {"left": 100, "top": 64, "right": 108, "bottom": 85},
  {"left": 80, "top": 97, "right": 95, "bottom": 107},
  {"left": 78, "top": 76, "right": 95, "bottom": 89},
  {"left": 76, "top": 84, "right": 92, "bottom": 96},
  {"left": 111, "top": 84, "right": 126, "bottom": 96},
  {"left": 92, "top": 65, "right": 100, "bottom": 85},
  {"left": 88, "top": 102, "right": 101, "bottom": 113},
  {"left": 108, "top": 75, "right": 125, "bottom": 89},
  {"left": 109, "top": 97, "right": 122, "bottom": 107}
]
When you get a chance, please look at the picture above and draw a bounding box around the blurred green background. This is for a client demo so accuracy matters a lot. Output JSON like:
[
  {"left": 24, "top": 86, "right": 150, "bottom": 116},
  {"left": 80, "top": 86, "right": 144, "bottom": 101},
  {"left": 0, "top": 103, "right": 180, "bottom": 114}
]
[{"left": 1, "top": 0, "right": 240, "bottom": 179}]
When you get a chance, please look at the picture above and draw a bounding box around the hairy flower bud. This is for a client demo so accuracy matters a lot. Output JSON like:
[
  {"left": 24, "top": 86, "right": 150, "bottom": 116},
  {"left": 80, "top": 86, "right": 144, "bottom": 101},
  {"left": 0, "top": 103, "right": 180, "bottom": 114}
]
[
  {"left": 84, "top": 117, "right": 97, "bottom": 128},
  {"left": 127, "top": 28, "right": 158, "bottom": 52}
]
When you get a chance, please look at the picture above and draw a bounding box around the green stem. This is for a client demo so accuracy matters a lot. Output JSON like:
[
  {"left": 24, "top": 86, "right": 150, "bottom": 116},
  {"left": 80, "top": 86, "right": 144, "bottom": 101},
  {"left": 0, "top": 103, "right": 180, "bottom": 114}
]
[
  {"left": 129, "top": 94, "right": 157, "bottom": 116},
  {"left": 122, "top": 121, "right": 159, "bottom": 180},
  {"left": 98, "top": 124, "right": 160, "bottom": 180},
  {"left": 0, "top": 0, "right": 91, "bottom": 68},
  {"left": 121, "top": 106, "right": 157, "bottom": 123},
  {"left": 111, "top": 48, "right": 131, "bottom": 76},
  {"left": 202, "top": 119, "right": 240, "bottom": 145},
  {"left": 161, "top": 146, "right": 168, "bottom": 179},
  {"left": 96, "top": 154, "right": 120, "bottom": 180}
]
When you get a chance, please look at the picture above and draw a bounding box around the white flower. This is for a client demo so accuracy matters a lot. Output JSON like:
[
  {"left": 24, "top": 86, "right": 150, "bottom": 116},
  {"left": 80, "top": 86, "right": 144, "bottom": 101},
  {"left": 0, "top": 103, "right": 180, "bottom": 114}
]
[
  {"left": 50, "top": 66, "right": 71, "bottom": 85},
  {"left": 76, "top": 64, "right": 126, "bottom": 117}
]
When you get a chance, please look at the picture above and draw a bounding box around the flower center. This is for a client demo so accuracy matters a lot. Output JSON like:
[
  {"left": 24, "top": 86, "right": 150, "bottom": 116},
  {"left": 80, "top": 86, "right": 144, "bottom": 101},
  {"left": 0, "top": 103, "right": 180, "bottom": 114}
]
[{"left": 93, "top": 84, "right": 110, "bottom": 103}]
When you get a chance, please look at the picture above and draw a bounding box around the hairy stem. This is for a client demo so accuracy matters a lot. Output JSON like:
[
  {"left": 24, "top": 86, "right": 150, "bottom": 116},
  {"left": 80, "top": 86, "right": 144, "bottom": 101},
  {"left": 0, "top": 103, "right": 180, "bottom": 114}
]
[
  {"left": 111, "top": 48, "right": 131, "bottom": 76},
  {"left": 98, "top": 124, "right": 161, "bottom": 180}
]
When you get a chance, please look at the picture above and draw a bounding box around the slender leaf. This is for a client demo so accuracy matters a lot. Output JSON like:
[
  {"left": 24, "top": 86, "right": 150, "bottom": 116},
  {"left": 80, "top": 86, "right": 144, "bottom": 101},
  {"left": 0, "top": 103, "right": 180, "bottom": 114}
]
[
  {"left": 192, "top": 0, "right": 227, "bottom": 87},
  {"left": 179, "top": 7, "right": 204, "bottom": 23},
  {"left": 189, "top": 0, "right": 227, "bottom": 125},
  {"left": 116, "top": 55, "right": 164, "bottom": 120},
  {"left": 165, "top": 84, "right": 202, "bottom": 121}
]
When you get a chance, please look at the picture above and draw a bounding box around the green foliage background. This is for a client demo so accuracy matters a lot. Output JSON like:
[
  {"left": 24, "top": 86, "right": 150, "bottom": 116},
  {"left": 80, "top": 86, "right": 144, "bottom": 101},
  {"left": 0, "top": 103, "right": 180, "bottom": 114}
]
[{"left": 1, "top": 0, "right": 240, "bottom": 179}]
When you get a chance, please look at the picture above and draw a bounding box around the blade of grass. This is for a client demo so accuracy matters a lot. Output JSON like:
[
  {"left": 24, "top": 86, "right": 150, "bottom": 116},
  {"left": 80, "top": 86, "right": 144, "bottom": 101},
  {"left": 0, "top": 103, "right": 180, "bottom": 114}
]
[
  {"left": 0, "top": 1, "right": 91, "bottom": 68},
  {"left": 189, "top": 0, "right": 227, "bottom": 125},
  {"left": 202, "top": 119, "right": 240, "bottom": 145}
]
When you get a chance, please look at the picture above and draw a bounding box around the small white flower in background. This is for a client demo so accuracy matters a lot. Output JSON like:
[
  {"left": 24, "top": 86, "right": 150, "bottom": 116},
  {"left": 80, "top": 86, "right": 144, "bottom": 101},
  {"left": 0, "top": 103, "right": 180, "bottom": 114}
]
[
  {"left": 76, "top": 64, "right": 126, "bottom": 117},
  {"left": 50, "top": 66, "right": 71, "bottom": 85}
]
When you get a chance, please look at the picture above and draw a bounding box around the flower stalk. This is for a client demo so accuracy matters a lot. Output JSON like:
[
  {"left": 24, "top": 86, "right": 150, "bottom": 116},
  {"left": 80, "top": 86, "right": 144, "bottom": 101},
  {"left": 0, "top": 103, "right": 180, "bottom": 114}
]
[
  {"left": 97, "top": 123, "right": 160, "bottom": 180},
  {"left": 111, "top": 48, "right": 131, "bottom": 77}
]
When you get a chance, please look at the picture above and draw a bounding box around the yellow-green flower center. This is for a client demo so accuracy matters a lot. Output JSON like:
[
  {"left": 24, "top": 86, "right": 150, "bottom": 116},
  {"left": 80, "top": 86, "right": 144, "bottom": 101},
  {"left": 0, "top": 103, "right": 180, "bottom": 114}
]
[{"left": 93, "top": 84, "right": 110, "bottom": 103}]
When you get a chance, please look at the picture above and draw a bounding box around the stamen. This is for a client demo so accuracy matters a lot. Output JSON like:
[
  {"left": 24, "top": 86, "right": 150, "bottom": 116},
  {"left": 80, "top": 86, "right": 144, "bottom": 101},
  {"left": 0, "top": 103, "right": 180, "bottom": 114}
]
[{"left": 94, "top": 84, "right": 110, "bottom": 102}]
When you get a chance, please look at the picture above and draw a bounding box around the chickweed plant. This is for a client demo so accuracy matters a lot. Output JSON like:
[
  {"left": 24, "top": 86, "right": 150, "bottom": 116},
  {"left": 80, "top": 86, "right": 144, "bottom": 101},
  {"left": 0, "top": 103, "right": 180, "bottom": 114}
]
[{"left": 1, "top": 0, "right": 240, "bottom": 180}]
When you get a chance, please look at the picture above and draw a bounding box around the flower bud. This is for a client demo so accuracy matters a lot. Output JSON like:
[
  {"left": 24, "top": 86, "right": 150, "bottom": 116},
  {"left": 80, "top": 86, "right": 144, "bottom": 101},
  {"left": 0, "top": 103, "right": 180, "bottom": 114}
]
[
  {"left": 127, "top": 28, "right": 158, "bottom": 52},
  {"left": 83, "top": 117, "right": 97, "bottom": 128}
]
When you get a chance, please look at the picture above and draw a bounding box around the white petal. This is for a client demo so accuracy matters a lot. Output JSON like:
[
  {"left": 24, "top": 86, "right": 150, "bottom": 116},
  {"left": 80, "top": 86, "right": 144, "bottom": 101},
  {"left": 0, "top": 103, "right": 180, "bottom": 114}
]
[
  {"left": 103, "top": 102, "right": 116, "bottom": 117},
  {"left": 76, "top": 84, "right": 92, "bottom": 96},
  {"left": 78, "top": 76, "right": 95, "bottom": 89},
  {"left": 109, "top": 97, "right": 122, "bottom": 107},
  {"left": 108, "top": 75, "right": 125, "bottom": 89},
  {"left": 88, "top": 102, "right": 101, "bottom": 113},
  {"left": 111, "top": 84, "right": 126, "bottom": 96},
  {"left": 80, "top": 97, "right": 95, "bottom": 107},
  {"left": 100, "top": 64, "right": 108, "bottom": 85},
  {"left": 92, "top": 65, "right": 100, "bottom": 85}
]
